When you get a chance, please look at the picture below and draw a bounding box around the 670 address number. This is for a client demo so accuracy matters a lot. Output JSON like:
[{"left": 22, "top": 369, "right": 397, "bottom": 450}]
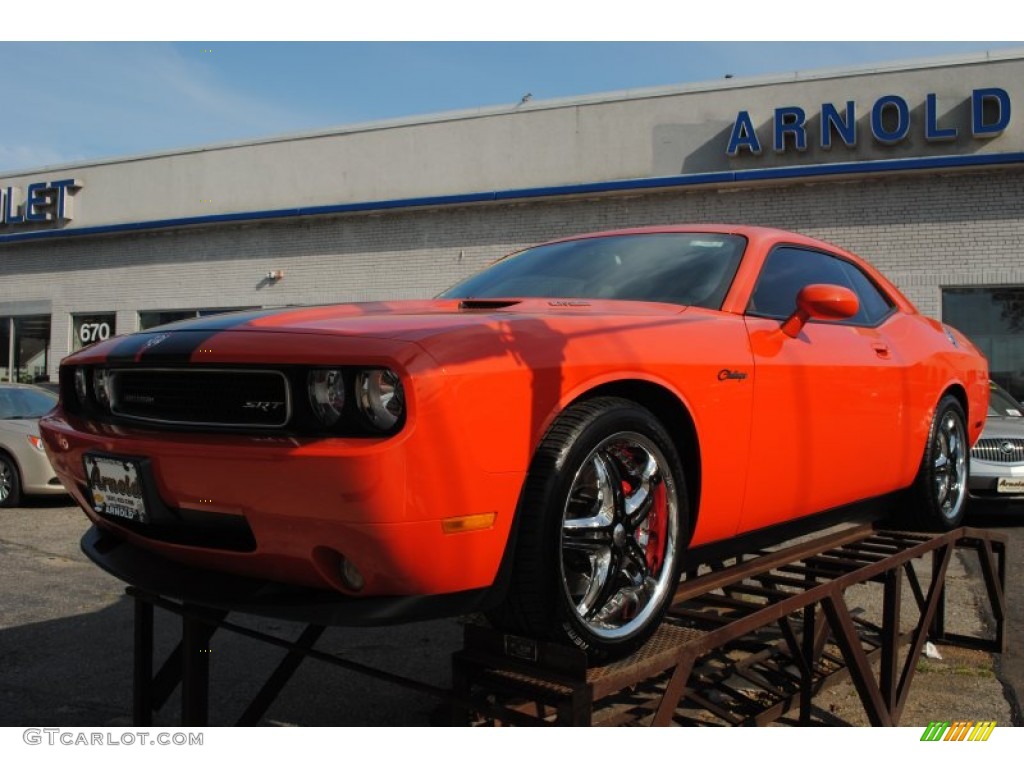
[{"left": 79, "top": 322, "right": 112, "bottom": 344}]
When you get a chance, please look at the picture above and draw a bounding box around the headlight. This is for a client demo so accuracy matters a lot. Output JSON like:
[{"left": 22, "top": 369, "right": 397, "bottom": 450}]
[
  {"left": 356, "top": 368, "right": 405, "bottom": 431},
  {"left": 74, "top": 368, "right": 88, "bottom": 403},
  {"left": 93, "top": 369, "right": 112, "bottom": 410},
  {"left": 27, "top": 435, "right": 46, "bottom": 453},
  {"left": 308, "top": 369, "right": 346, "bottom": 426}
]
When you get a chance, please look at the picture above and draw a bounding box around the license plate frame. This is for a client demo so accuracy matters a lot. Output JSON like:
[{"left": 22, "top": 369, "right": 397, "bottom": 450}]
[
  {"left": 83, "top": 454, "right": 150, "bottom": 523},
  {"left": 996, "top": 477, "right": 1024, "bottom": 494}
]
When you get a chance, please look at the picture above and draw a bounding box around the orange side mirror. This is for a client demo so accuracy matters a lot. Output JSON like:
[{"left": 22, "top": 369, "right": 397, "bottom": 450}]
[{"left": 781, "top": 284, "right": 859, "bottom": 338}]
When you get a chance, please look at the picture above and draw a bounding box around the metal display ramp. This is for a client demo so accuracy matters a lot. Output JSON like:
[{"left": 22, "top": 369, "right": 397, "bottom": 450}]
[
  {"left": 106, "top": 523, "right": 1006, "bottom": 726},
  {"left": 450, "top": 524, "right": 1007, "bottom": 726}
]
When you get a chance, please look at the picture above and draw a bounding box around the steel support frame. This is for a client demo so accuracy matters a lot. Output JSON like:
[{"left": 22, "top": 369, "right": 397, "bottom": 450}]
[
  {"left": 124, "top": 524, "right": 1006, "bottom": 726},
  {"left": 128, "top": 588, "right": 447, "bottom": 726},
  {"left": 451, "top": 525, "right": 1007, "bottom": 726}
]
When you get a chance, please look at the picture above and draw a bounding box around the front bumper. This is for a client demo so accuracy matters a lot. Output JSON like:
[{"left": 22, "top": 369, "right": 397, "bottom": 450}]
[
  {"left": 968, "top": 458, "right": 1024, "bottom": 501},
  {"left": 40, "top": 410, "right": 523, "bottom": 597},
  {"left": 81, "top": 525, "right": 494, "bottom": 625}
]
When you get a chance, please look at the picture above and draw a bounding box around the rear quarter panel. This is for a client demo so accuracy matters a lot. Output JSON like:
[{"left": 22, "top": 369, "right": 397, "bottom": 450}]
[{"left": 886, "top": 314, "right": 989, "bottom": 487}]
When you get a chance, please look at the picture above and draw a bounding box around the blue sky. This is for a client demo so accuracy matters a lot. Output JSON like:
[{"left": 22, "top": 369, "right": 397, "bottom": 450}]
[{"left": 2, "top": 30, "right": 1021, "bottom": 173}]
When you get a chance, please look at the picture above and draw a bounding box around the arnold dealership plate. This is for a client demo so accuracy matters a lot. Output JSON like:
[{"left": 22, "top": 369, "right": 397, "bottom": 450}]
[
  {"left": 997, "top": 477, "right": 1024, "bottom": 494},
  {"left": 84, "top": 454, "right": 149, "bottom": 523}
]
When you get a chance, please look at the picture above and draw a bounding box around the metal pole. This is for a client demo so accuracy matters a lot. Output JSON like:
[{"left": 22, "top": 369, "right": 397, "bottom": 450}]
[
  {"left": 929, "top": 548, "right": 947, "bottom": 640},
  {"left": 880, "top": 567, "right": 902, "bottom": 711},
  {"left": 133, "top": 598, "right": 154, "bottom": 726},
  {"left": 181, "top": 611, "right": 210, "bottom": 726},
  {"left": 7, "top": 318, "right": 14, "bottom": 382}
]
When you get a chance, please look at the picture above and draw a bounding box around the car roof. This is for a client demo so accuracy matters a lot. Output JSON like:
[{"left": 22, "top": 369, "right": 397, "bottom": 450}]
[{"left": 540, "top": 224, "right": 822, "bottom": 245}]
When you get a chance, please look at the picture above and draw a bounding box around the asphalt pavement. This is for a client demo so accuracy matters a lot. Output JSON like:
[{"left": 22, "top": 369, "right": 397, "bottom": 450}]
[{"left": 1, "top": 498, "right": 1021, "bottom": 727}]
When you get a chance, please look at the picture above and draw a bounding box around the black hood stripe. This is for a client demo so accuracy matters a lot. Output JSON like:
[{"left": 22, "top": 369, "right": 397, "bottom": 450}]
[
  {"left": 137, "top": 329, "right": 226, "bottom": 363},
  {"left": 106, "top": 334, "right": 161, "bottom": 364},
  {"left": 150, "top": 308, "right": 288, "bottom": 333},
  {"left": 104, "top": 308, "right": 287, "bottom": 364}
]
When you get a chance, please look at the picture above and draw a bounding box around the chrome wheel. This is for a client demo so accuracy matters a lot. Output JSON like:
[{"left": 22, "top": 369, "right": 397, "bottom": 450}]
[
  {"left": 490, "top": 397, "right": 688, "bottom": 660},
  {"left": 908, "top": 395, "right": 969, "bottom": 531},
  {"left": 932, "top": 410, "right": 967, "bottom": 521},
  {"left": 560, "top": 431, "right": 680, "bottom": 641}
]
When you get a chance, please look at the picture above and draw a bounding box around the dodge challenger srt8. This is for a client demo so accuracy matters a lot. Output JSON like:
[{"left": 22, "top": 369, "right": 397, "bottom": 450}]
[{"left": 39, "top": 225, "right": 988, "bottom": 659}]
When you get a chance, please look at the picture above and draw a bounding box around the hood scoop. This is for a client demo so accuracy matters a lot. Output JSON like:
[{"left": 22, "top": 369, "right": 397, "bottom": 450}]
[{"left": 459, "top": 299, "right": 521, "bottom": 311}]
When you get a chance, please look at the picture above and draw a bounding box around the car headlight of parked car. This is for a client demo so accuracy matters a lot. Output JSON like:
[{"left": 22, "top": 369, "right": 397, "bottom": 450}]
[
  {"left": 74, "top": 368, "right": 89, "bottom": 405},
  {"left": 92, "top": 369, "right": 112, "bottom": 410}
]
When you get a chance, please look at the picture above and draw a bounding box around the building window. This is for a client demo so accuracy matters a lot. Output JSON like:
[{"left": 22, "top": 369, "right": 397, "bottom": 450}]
[
  {"left": 72, "top": 313, "right": 117, "bottom": 351},
  {"left": 1, "top": 316, "right": 51, "bottom": 383},
  {"left": 943, "top": 287, "right": 1024, "bottom": 401},
  {"left": 138, "top": 307, "right": 256, "bottom": 331},
  {"left": 138, "top": 310, "right": 196, "bottom": 330}
]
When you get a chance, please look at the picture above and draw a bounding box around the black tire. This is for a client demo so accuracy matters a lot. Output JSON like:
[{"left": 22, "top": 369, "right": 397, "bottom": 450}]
[
  {"left": 0, "top": 452, "right": 22, "bottom": 508},
  {"left": 489, "top": 397, "right": 689, "bottom": 662},
  {"left": 909, "top": 395, "right": 969, "bottom": 531}
]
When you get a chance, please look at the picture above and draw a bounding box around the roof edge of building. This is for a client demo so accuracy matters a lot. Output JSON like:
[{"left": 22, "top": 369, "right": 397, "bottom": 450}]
[
  {"left": 4, "top": 150, "right": 1023, "bottom": 247},
  {"left": 3, "top": 46, "right": 1024, "bottom": 179}
]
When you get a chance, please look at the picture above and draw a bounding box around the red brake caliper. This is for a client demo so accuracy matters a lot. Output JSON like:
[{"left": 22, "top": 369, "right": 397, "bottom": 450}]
[{"left": 645, "top": 482, "right": 667, "bottom": 575}]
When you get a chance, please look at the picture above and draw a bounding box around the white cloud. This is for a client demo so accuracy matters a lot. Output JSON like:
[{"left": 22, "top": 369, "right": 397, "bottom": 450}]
[
  {"left": 0, "top": 145, "right": 70, "bottom": 174},
  {"left": 0, "top": 43, "right": 325, "bottom": 174}
]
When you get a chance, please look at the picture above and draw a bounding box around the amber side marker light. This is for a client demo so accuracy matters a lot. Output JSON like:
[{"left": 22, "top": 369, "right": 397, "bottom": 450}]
[{"left": 442, "top": 512, "right": 497, "bottom": 534}]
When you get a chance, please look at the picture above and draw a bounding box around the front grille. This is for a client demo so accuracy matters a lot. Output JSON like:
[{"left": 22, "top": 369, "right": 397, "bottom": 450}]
[
  {"left": 971, "top": 437, "right": 1024, "bottom": 464},
  {"left": 111, "top": 369, "right": 291, "bottom": 428}
]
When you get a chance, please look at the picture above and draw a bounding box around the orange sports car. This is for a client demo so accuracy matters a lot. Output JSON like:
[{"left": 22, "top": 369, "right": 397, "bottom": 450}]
[{"left": 39, "top": 225, "right": 988, "bottom": 659}]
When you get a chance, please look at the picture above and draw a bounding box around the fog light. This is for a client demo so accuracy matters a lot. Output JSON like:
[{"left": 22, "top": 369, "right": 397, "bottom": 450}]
[{"left": 340, "top": 557, "right": 365, "bottom": 592}]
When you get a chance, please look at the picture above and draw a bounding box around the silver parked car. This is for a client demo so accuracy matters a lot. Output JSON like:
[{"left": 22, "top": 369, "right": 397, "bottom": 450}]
[
  {"left": 0, "top": 383, "right": 67, "bottom": 507},
  {"left": 969, "top": 381, "right": 1024, "bottom": 502}
]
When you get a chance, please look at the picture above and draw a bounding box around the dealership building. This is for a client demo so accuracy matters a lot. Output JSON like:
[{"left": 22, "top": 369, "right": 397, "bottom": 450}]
[{"left": 2, "top": 49, "right": 1023, "bottom": 398}]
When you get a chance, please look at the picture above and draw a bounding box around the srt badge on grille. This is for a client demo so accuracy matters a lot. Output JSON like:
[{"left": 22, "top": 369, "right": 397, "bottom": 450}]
[{"left": 243, "top": 401, "right": 284, "bottom": 412}]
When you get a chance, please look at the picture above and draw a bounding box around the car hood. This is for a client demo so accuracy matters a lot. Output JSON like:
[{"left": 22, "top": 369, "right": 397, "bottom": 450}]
[
  {"left": 0, "top": 418, "right": 40, "bottom": 438},
  {"left": 68, "top": 298, "right": 691, "bottom": 364},
  {"left": 159, "top": 299, "right": 686, "bottom": 339}
]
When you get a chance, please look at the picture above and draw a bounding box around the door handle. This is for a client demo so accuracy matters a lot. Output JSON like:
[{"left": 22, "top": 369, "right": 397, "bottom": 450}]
[{"left": 872, "top": 343, "right": 891, "bottom": 359}]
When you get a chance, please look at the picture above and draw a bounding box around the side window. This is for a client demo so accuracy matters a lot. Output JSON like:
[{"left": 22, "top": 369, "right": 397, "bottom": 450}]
[
  {"left": 748, "top": 246, "right": 893, "bottom": 326},
  {"left": 836, "top": 260, "right": 894, "bottom": 325},
  {"left": 748, "top": 247, "right": 847, "bottom": 318}
]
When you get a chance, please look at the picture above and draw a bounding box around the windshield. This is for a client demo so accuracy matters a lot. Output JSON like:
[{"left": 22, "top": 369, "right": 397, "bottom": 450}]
[
  {"left": 0, "top": 387, "right": 58, "bottom": 420},
  {"left": 989, "top": 383, "right": 1023, "bottom": 418},
  {"left": 440, "top": 233, "right": 747, "bottom": 309}
]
